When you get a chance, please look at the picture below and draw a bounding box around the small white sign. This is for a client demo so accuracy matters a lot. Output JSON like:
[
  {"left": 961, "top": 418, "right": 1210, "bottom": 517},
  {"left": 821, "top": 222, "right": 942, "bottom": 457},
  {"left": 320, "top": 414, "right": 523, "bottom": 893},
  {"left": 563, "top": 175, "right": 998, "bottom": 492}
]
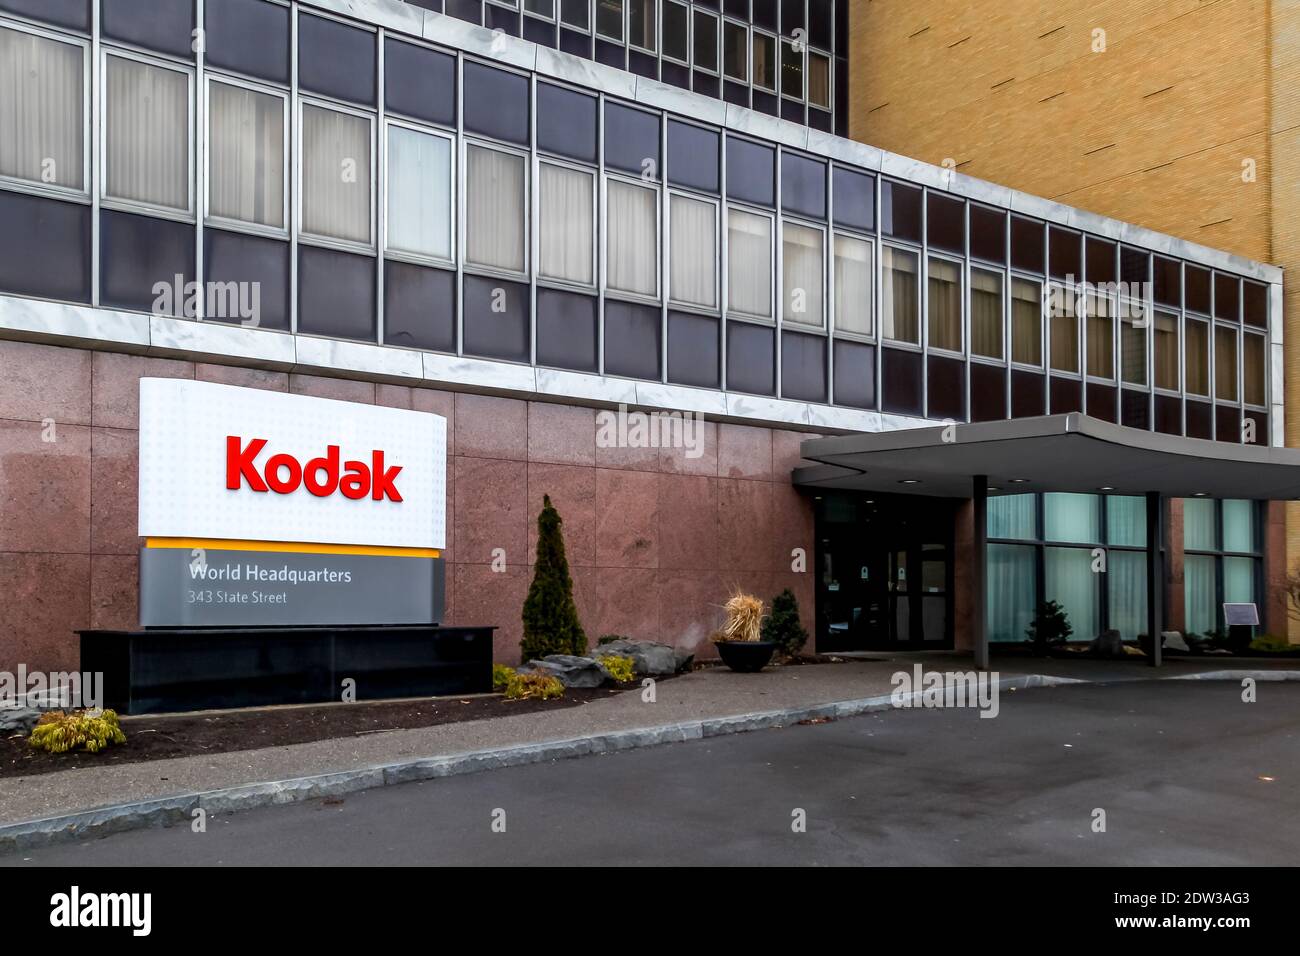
[{"left": 138, "top": 379, "right": 446, "bottom": 550}]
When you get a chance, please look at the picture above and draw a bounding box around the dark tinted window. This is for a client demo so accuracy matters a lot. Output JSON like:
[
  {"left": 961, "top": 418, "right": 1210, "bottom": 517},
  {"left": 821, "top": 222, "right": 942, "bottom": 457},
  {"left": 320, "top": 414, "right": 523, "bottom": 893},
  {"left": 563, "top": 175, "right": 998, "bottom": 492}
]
[
  {"left": 808, "top": 0, "right": 833, "bottom": 50},
  {"left": 1185, "top": 264, "right": 1211, "bottom": 314},
  {"left": 781, "top": 152, "right": 826, "bottom": 219},
  {"left": 463, "top": 62, "right": 529, "bottom": 144},
  {"left": 668, "top": 312, "right": 720, "bottom": 388},
  {"left": 751, "top": 0, "right": 777, "bottom": 31},
  {"left": 726, "top": 322, "right": 774, "bottom": 395},
  {"left": 385, "top": 38, "right": 455, "bottom": 127},
  {"left": 1011, "top": 369, "right": 1046, "bottom": 418},
  {"left": 101, "top": 210, "right": 194, "bottom": 314},
  {"left": 0, "top": 192, "right": 90, "bottom": 304},
  {"left": 1010, "top": 216, "right": 1044, "bottom": 273},
  {"left": 1243, "top": 281, "right": 1268, "bottom": 329},
  {"left": 881, "top": 180, "right": 921, "bottom": 242},
  {"left": 605, "top": 299, "right": 661, "bottom": 379},
  {"left": 969, "top": 205, "right": 1005, "bottom": 263},
  {"left": 1086, "top": 238, "right": 1115, "bottom": 284},
  {"left": 927, "top": 193, "right": 965, "bottom": 254},
  {"left": 204, "top": 229, "right": 289, "bottom": 331},
  {"left": 970, "top": 363, "right": 1007, "bottom": 422},
  {"left": 103, "top": 0, "right": 194, "bottom": 58},
  {"left": 1120, "top": 246, "right": 1149, "bottom": 290},
  {"left": 1049, "top": 227, "right": 1081, "bottom": 281},
  {"left": 832, "top": 167, "right": 874, "bottom": 233},
  {"left": 537, "top": 289, "right": 598, "bottom": 372},
  {"left": 726, "top": 137, "right": 775, "bottom": 207},
  {"left": 206, "top": 0, "right": 290, "bottom": 85},
  {"left": 297, "top": 246, "right": 376, "bottom": 341},
  {"left": 537, "top": 83, "right": 598, "bottom": 163},
  {"left": 383, "top": 260, "right": 455, "bottom": 352},
  {"left": 781, "top": 331, "right": 825, "bottom": 402},
  {"left": 605, "top": 102, "right": 659, "bottom": 177},
  {"left": 444, "top": 0, "right": 482, "bottom": 24},
  {"left": 1214, "top": 273, "right": 1240, "bottom": 321},
  {"left": 668, "top": 120, "right": 720, "bottom": 193},
  {"left": 881, "top": 347, "right": 922, "bottom": 416},
  {"left": 928, "top": 354, "right": 966, "bottom": 421},
  {"left": 1153, "top": 256, "right": 1181, "bottom": 308},
  {"left": 0, "top": 0, "right": 90, "bottom": 32},
  {"left": 298, "top": 14, "right": 376, "bottom": 106},
  {"left": 463, "top": 275, "right": 529, "bottom": 361},
  {"left": 833, "top": 339, "right": 875, "bottom": 409}
]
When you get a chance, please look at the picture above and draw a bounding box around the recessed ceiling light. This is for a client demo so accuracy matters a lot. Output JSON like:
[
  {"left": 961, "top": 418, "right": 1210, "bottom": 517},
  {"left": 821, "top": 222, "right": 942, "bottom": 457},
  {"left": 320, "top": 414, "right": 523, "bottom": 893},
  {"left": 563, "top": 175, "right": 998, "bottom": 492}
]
[
  {"left": 1009, "top": 478, "right": 1030, "bottom": 484},
  {"left": 899, "top": 479, "right": 921, "bottom": 485},
  {"left": 1193, "top": 492, "right": 1208, "bottom": 497},
  {"left": 1099, "top": 486, "right": 1114, "bottom": 492},
  {"left": 987, "top": 486, "right": 1001, "bottom": 492}
]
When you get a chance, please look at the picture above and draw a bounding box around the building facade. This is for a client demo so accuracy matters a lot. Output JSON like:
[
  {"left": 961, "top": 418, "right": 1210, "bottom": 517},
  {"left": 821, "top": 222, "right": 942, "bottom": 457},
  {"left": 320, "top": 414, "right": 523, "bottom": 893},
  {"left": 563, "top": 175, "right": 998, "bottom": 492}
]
[
  {"left": 0, "top": 0, "right": 1287, "bottom": 677},
  {"left": 849, "top": 0, "right": 1295, "bottom": 640}
]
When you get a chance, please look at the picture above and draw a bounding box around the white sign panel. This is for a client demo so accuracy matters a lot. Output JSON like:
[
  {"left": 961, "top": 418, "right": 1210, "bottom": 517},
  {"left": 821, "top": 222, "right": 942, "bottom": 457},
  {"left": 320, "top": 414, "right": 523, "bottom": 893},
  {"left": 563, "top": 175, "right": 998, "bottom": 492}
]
[{"left": 138, "top": 379, "right": 446, "bottom": 550}]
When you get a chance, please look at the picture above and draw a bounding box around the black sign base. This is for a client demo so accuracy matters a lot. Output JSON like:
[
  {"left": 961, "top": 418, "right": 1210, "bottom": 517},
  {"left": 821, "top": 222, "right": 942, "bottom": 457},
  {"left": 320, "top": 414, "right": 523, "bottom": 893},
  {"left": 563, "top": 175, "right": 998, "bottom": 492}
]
[{"left": 79, "top": 626, "right": 495, "bottom": 715}]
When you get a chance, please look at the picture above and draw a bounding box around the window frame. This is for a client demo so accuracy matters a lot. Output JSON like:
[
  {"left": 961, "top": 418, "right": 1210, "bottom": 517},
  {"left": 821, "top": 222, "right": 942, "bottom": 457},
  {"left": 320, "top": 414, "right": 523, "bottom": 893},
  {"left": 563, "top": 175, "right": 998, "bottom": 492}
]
[
  {"left": 461, "top": 136, "right": 531, "bottom": 280},
  {"left": 1083, "top": 283, "right": 1116, "bottom": 383},
  {"left": 751, "top": 28, "right": 777, "bottom": 92},
  {"left": 100, "top": 46, "right": 197, "bottom": 221},
  {"left": 0, "top": 19, "right": 91, "bottom": 203},
  {"left": 831, "top": 229, "right": 874, "bottom": 342},
  {"left": 1184, "top": 314, "right": 1211, "bottom": 398},
  {"left": 725, "top": 202, "right": 775, "bottom": 324},
  {"left": 626, "top": 0, "right": 655, "bottom": 53},
  {"left": 1242, "top": 329, "right": 1268, "bottom": 409},
  {"left": 536, "top": 155, "right": 597, "bottom": 291},
  {"left": 1119, "top": 303, "right": 1150, "bottom": 389},
  {"left": 722, "top": 18, "right": 748, "bottom": 82},
  {"left": 926, "top": 250, "right": 965, "bottom": 357},
  {"left": 1152, "top": 308, "right": 1181, "bottom": 396},
  {"left": 667, "top": 189, "right": 720, "bottom": 312},
  {"left": 595, "top": 0, "right": 625, "bottom": 42},
  {"left": 881, "top": 241, "right": 922, "bottom": 349},
  {"left": 968, "top": 264, "right": 1005, "bottom": 364},
  {"left": 1046, "top": 278, "right": 1080, "bottom": 376},
  {"left": 780, "top": 216, "right": 827, "bottom": 331},
  {"left": 560, "top": 0, "right": 592, "bottom": 32},
  {"left": 692, "top": 7, "right": 720, "bottom": 76},
  {"left": 204, "top": 73, "right": 290, "bottom": 239},
  {"left": 524, "top": 0, "right": 558, "bottom": 23},
  {"left": 296, "top": 95, "right": 377, "bottom": 252},
  {"left": 1214, "top": 321, "right": 1240, "bottom": 404},
  {"left": 603, "top": 169, "right": 662, "bottom": 304},
  {"left": 780, "top": 36, "right": 803, "bottom": 101},
  {"left": 383, "top": 115, "right": 456, "bottom": 269},
  {"left": 1009, "top": 273, "right": 1044, "bottom": 369},
  {"left": 807, "top": 49, "right": 832, "bottom": 111}
]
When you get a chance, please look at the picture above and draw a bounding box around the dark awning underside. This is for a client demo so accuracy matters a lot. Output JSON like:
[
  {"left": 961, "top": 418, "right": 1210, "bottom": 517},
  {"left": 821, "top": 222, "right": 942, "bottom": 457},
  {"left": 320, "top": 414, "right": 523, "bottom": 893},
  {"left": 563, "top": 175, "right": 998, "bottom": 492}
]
[{"left": 794, "top": 414, "right": 1300, "bottom": 500}]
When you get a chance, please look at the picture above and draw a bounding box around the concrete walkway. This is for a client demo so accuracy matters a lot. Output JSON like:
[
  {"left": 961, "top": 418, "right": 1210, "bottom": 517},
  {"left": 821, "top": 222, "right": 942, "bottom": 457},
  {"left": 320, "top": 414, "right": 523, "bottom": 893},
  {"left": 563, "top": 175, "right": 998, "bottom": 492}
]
[{"left": 0, "top": 653, "right": 1293, "bottom": 837}]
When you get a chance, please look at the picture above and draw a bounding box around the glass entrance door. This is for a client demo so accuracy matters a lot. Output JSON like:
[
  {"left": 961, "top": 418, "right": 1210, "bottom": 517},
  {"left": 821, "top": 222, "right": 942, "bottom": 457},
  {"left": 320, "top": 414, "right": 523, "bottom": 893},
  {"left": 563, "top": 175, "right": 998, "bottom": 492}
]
[{"left": 815, "top": 493, "right": 955, "bottom": 652}]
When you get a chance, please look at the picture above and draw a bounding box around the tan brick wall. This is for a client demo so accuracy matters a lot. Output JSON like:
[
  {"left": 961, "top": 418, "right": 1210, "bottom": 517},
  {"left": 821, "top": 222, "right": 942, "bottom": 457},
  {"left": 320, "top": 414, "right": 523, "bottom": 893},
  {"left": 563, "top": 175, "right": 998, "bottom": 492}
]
[{"left": 851, "top": 0, "right": 1298, "bottom": 639}]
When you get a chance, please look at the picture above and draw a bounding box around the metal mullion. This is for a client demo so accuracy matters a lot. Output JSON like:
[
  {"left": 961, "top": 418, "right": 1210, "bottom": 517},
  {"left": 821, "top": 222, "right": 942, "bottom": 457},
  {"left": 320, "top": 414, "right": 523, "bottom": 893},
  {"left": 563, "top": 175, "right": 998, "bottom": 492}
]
[
  {"left": 825, "top": 159, "right": 833, "bottom": 406},
  {"left": 289, "top": 4, "right": 298, "bottom": 333},
  {"left": 597, "top": 89, "right": 605, "bottom": 376},
  {"left": 91, "top": 0, "right": 101, "bottom": 307},
  {"left": 919, "top": 186, "right": 928, "bottom": 418},
  {"left": 376, "top": 28, "right": 385, "bottom": 346},
  {"left": 961, "top": 199, "right": 971, "bottom": 421},
  {"left": 660, "top": 109, "right": 668, "bottom": 384},
  {"left": 720, "top": 130, "right": 728, "bottom": 391},
  {"left": 455, "top": 50, "right": 464, "bottom": 356},
  {"left": 195, "top": 0, "right": 205, "bottom": 320},
  {"left": 529, "top": 72, "right": 538, "bottom": 367}
]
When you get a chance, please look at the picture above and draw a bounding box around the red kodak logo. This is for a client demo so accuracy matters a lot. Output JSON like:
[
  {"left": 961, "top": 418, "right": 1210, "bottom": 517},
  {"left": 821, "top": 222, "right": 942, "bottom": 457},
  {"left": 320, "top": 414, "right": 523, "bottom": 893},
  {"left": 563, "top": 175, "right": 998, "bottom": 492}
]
[{"left": 225, "top": 436, "right": 404, "bottom": 502}]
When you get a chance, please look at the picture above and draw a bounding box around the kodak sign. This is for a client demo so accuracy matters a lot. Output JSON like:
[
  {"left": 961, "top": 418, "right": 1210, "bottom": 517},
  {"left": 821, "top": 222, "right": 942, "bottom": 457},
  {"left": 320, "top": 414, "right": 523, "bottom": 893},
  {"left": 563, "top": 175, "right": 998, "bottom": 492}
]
[{"left": 225, "top": 437, "right": 404, "bottom": 502}]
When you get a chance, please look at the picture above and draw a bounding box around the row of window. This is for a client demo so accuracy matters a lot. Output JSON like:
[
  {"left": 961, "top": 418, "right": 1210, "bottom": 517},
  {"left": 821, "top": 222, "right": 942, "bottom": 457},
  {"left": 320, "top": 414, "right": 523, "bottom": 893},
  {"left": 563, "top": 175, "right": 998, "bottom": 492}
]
[
  {"left": 407, "top": 0, "right": 845, "bottom": 130},
  {"left": 988, "top": 493, "right": 1261, "bottom": 642},
  {"left": 0, "top": 12, "right": 1274, "bottom": 434}
]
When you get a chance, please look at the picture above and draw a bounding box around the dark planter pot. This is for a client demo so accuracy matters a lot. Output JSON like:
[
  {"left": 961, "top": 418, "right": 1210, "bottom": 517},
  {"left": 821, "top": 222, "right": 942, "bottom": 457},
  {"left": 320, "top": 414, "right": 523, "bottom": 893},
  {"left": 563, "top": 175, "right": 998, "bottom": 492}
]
[{"left": 715, "top": 640, "right": 776, "bottom": 673}]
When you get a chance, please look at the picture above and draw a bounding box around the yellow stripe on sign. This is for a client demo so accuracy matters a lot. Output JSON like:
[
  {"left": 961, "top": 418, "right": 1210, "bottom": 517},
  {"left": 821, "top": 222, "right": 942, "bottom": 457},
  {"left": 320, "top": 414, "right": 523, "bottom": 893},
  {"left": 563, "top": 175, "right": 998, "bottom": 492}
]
[{"left": 145, "top": 537, "right": 441, "bottom": 559}]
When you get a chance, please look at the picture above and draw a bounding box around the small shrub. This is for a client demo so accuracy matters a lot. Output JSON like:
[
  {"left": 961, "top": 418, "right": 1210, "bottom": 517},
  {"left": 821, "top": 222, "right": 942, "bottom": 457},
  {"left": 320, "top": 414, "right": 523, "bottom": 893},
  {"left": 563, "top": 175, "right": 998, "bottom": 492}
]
[
  {"left": 29, "top": 709, "right": 126, "bottom": 754},
  {"left": 762, "top": 588, "right": 809, "bottom": 657},
  {"left": 601, "top": 655, "right": 636, "bottom": 683},
  {"left": 1251, "top": 634, "right": 1296, "bottom": 653},
  {"left": 503, "top": 672, "right": 565, "bottom": 701},
  {"left": 715, "top": 591, "right": 765, "bottom": 643},
  {"left": 596, "top": 634, "right": 627, "bottom": 646},
  {"left": 520, "top": 495, "right": 586, "bottom": 663},
  {"left": 1025, "top": 600, "right": 1072, "bottom": 654},
  {"left": 492, "top": 663, "right": 517, "bottom": 691}
]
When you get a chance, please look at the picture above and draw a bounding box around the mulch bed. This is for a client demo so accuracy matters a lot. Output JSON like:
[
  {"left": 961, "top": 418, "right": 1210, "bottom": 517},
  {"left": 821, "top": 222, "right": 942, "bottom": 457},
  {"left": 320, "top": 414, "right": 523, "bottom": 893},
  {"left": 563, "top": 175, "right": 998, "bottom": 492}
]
[{"left": 0, "top": 684, "right": 642, "bottom": 780}]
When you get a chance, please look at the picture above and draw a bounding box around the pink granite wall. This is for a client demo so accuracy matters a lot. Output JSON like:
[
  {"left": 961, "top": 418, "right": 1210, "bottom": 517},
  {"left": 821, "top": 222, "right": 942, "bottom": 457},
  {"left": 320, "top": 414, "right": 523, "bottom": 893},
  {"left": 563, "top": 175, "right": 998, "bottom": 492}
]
[{"left": 0, "top": 339, "right": 817, "bottom": 672}]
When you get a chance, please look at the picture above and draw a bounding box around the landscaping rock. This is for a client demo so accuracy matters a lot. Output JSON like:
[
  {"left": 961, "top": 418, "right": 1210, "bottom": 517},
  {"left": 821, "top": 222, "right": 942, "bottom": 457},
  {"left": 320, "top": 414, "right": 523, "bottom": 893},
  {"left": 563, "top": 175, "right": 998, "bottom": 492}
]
[
  {"left": 593, "top": 639, "right": 681, "bottom": 676},
  {"left": 0, "top": 706, "right": 41, "bottom": 734},
  {"left": 524, "top": 655, "right": 608, "bottom": 689},
  {"left": 1090, "top": 629, "right": 1124, "bottom": 658},
  {"left": 1162, "top": 630, "right": 1191, "bottom": 653},
  {"left": 673, "top": 650, "right": 695, "bottom": 674}
]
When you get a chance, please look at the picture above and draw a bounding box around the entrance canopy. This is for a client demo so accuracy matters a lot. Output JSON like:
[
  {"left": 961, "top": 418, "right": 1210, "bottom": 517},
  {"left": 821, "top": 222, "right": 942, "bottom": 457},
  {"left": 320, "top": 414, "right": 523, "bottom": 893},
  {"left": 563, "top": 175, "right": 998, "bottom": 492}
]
[{"left": 794, "top": 414, "right": 1300, "bottom": 500}]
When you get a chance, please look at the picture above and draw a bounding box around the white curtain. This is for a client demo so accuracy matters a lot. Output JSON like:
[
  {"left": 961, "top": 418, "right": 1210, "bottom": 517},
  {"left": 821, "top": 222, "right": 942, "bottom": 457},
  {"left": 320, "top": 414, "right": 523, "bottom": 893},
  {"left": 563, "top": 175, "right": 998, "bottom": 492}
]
[
  {"left": 670, "top": 194, "right": 716, "bottom": 308},
  {"left": 607, "top": 179, "right": 656, "bottom": 296},
  {"left": 1185, "top": 319, "right": 1209, "bottom": 395},
  {"left": 301, "top": 104, "right": 370, "bottom": 244},
  {"left": 1011, "top": 277, "right": 1042, "bottom": 364},
  {"left": 881, "top": 246, "right": 918, "bottom": 343},
  {"left": 1222, "top": 499, "right": 1254, "bottom": 552},
  {"left": 988, "top": 493, "right": 1035, "bottom": 540},
  {"left": 1046, "top": 547, "right": 1099, "bottom": 640},
  {"left": 1105, "top": 495, "right": 1146, "bottom": 547},
  {"left": 1121, "top": 318, "right": 1148, "bottom": 386},
  {"left": 1183, "top": 554, "right": 1216, "bottom": 638},
  {"left": 387, "top": 125, "right": 451, "bottom": 260},
  {"left": 1154, "top": 311, "right": 1179, "bottom": 390},
  {"left": 1214, "top": 325, "right": 1237, "bottom": 401},
  {"left": 1044, "top": 492, "right": 1099, "bottom": 544},
  {"left": 988, "top": 543, "right": 1035, "bottom": 642},
  {"left": 539, "top": 163, "right": 593, "bottom": 284},
  {"left": 0, "top": 27, "right": 83, "bottom": 190},
  {"left": 970, "top": 267, "right": 1002, "bottom": 359},
  {"left": 106, "top": 55, "right": 188, "bottom": 210},
  {"left": 1086, "top": 292, "right": 1113, "bottom": 377},
  {"left": 727, "top": 208, "right": 770, "bottom": 318},
  {"left": 466, "top": 144, "right": 525, "bottom": 272},
  {"left": 927, "top": 256, "right": 962, "bottom": 351},
  {"left": 782, "top": 221, "right": 823, "bottom": 326},
  {"left": 1182, "top": 497, "right": 1216, "bottom": 550},
  {"left": 1107, "top": 551, "right": 1146, "bottom": 641},
  {"left": 833, "top": 233, "right": 872, "bottom": 336},
  {"left": 208, "top": 81, "right": 283, "bottom": 228}
]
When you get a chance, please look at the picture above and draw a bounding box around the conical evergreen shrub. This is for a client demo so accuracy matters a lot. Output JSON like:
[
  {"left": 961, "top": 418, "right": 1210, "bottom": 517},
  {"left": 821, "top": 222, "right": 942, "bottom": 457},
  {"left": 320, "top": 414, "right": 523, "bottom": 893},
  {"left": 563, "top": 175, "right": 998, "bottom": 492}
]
[
  {"left": 762, "top": 588, "right": 809, "bottom": 657},
  {"left": 520, "top": 494, "right": 587, "bottom": 663}
]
